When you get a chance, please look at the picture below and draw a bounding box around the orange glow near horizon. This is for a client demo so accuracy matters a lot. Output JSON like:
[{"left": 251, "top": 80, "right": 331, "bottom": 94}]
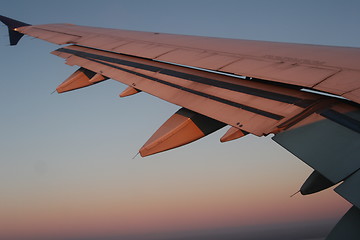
[
  {"left": 0, "top": 137, "right": 352, "bottom": 240},
  {"left": 0, "top": 175, "right": 350, "bottom": 240}
]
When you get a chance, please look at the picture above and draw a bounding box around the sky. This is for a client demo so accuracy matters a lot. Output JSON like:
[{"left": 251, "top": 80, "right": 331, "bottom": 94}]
[{"left": 1, "top": 0, "right": 360, "bottom": 239}]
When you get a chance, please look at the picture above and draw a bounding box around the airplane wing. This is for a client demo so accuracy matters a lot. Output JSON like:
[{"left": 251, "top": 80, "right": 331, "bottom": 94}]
[{"left": 1, "top": 15, "right": 359, "bottom": 239}]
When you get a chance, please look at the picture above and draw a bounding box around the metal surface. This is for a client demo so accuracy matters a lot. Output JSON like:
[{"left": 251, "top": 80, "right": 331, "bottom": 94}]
[
  {"left": 326, "top": 206, "right": 360, "bottom": 240},
  {"left": 139, "top": 108, "right": 225, "bottom": 157},
  {"left": 12, "top": 22, "right": 360, "bottom": 104},
  {"left": 300, "top": 170, "right": 335, "bottom": 195},
  {"left": 51, "top": 45, "right": 328, "bottom": 136},
  {"left": 220, "top": 127, "right": 247, "bottom": 142},
  {"left": 335, "top": 169, "right": 360, "bottom": 209},
  {"left": 273, "top": 111, "right": 360, "bottom": 183},
  {"left": 119, "top": 86, "right": 141, "bottom": 98},
  {"left": 56, "top": 67, "right": 97, "bottom": 93}
]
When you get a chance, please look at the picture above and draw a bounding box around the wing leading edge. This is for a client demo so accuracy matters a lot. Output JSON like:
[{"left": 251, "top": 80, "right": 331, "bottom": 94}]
[{"left": 1, "top": 15, "right": 359, "bottom": 239}]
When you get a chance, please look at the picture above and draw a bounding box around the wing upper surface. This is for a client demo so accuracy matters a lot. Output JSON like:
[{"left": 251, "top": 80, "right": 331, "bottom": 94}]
[{"left": 15, "top": 23, "right": 360, "bottom": 104}]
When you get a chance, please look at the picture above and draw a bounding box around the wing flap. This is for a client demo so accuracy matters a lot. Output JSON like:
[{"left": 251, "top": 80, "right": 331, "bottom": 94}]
[
  {"left": 73, "top": 64, "right": 279, "bottom": 135},
  {"left": 52, "top": 45, "right": 329, "bottom": 136}
]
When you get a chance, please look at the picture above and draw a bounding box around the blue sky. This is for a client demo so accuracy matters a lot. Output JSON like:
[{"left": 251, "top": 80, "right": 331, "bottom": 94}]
[{"left": 1, "top": 1, "right": 359, "bottom": 239}]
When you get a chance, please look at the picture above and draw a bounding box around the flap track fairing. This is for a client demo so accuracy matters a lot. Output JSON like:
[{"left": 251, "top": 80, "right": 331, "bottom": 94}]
[
  {"left": 300, "top": 170, "right": 335, "bottom": 195},
  {"left": 56, "top": 67, "right": 108, "bottom": 93},
  {"left": 139, "top": 108, "right": 226, "bottom": 157}
]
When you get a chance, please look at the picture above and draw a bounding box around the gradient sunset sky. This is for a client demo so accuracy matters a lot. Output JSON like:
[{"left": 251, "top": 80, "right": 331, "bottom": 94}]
[{"left": 1, "top": 1, "right": 359, "bottom": 239}]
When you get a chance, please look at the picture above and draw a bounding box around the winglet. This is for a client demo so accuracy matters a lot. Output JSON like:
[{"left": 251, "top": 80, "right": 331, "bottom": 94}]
[{"left": 0, "top": 15, "right": 31, "bottom": 45}]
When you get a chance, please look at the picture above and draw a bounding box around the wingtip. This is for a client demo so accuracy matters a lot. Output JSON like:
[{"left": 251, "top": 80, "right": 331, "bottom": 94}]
[
  {"left": 0, "top": 15, "right": 31, "bottom": 46},
  {"left": 0, "top": 15, "right": 31, "bottom": 28}
]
